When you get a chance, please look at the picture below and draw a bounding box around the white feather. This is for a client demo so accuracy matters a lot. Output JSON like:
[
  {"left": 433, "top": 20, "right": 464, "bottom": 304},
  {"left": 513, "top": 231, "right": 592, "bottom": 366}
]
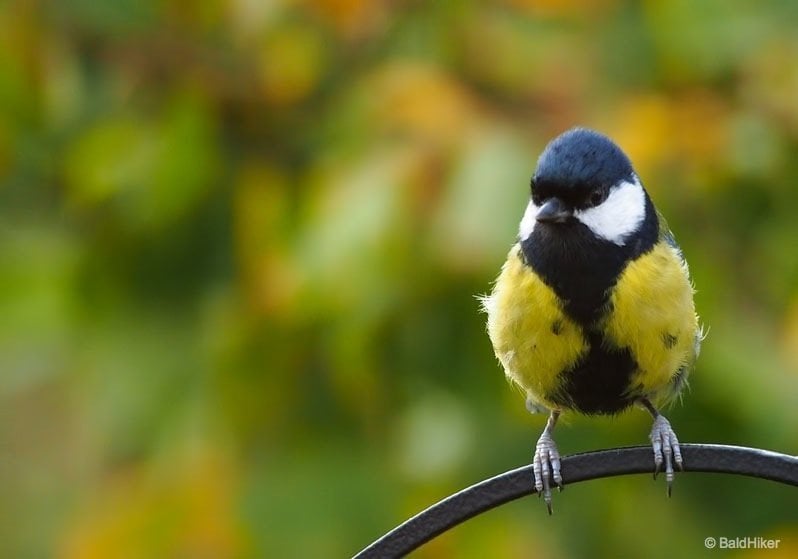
[
  {"left": 575, "top": 178, "right": 646, "bottom": 245},
  {"left": 518, "top": 199, "right": 539, "bottom": 241}
]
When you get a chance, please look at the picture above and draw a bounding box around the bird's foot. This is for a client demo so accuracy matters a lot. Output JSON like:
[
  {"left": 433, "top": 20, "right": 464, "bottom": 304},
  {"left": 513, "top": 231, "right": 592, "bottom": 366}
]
[
  {"left": 533, "top": 432, "right": 562, "bottom": 514},
  {"left": 649, "top": 414, "right": 683, "bottom": 496}
]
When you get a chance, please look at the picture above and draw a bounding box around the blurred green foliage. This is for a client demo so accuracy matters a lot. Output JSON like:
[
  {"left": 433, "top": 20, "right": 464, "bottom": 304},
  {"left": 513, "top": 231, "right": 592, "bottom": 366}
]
[{"left": 2, "top": 0, "right": 798, "bottom": 557}]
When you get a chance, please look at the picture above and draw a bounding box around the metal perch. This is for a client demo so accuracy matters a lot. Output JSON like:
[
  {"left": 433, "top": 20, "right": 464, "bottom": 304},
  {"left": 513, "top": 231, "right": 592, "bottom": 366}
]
[{"left": 353, "top": 444, "right": 798, "bottom": 559}]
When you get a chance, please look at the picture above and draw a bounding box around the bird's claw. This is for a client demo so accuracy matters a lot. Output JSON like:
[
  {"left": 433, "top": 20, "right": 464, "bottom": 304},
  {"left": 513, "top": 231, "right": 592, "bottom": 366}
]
[
  {"left": 533, "top": 433, "right": 562, "bottom": 514},
  {"left": 650, "top": 415, "right": 683, "bottom": 497}
]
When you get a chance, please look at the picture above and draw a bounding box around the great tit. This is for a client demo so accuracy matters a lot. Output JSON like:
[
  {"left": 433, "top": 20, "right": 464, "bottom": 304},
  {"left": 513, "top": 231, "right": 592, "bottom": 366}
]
[{"left": 482, "top": 127, "right": 702, "bottom": 513}]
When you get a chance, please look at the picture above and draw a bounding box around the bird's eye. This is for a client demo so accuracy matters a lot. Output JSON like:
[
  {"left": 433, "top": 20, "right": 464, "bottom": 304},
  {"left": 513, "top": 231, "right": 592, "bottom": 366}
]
[{"left": 587, "top": 190, "right": 608, "bottom": 207}]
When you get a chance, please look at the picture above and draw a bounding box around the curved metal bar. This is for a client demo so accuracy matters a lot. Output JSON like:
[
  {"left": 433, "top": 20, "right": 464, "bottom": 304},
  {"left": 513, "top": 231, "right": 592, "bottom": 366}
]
[{"left": 353, "top": 444, "right": 798, "bottom": 559}]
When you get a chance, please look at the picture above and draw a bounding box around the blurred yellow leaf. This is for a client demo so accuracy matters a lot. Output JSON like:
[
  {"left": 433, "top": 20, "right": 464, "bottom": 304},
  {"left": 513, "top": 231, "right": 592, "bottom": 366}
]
[
  {"left": 740, "top": 38, "right": 798, "bottom": 133},
  {"left": 60, "top": 451, "right": 247, "bottom": 559},
  {"left": 303, "top": 0, "right": 387, "bottom": 39},
  {"left": 503, "top": 0, "right": 618, "bottom": 17},
  {"left": 603, "top": 91, "right": 727, "bottom": 186},
  {"left": 737, "top": 530, "right": 798, "bottom": 559},
  {"left": 368, "top": 62, "right": 477, "bottom": 147},
  {"left": 258, "top": 24, "right": 326, "bottom": 106},
  {"left": 233, "top": 162, "right": 300, "bottom": 316}
]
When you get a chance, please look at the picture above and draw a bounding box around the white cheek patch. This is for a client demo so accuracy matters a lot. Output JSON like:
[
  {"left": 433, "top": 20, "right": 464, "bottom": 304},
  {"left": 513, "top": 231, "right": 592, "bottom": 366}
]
[
  {"left": 575, "top": 178, "right": 646, "bottom": 246},
  {"left": 518, "top": 199, "right": 539, "bottom": 240}
]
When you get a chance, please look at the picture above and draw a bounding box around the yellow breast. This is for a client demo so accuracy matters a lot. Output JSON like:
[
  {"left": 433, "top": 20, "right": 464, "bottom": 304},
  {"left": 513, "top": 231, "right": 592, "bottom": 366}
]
[
  {"left": 483, "top": 241, "right": 699, "bottom": 409},
  {"left": 602, "top": 242, "right": 699, "bottom": 402},
  {"left": 483, "top": 244, "right": 586, "bottom": 407}
]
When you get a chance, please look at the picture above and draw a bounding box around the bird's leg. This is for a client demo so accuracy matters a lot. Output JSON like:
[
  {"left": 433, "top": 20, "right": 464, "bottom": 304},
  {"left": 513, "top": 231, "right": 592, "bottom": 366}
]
[
  {"left": 533, "top": 409, "right": 562, "bottom": 514},
  {"left": 640, "top": 398, "right": 683, "bottom": 497}
]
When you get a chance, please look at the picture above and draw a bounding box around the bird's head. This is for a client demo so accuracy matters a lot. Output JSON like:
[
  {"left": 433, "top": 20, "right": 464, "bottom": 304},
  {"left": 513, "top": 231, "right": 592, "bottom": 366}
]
[{"left": 519, "top": 128, "right": 649, "bottom": 247}]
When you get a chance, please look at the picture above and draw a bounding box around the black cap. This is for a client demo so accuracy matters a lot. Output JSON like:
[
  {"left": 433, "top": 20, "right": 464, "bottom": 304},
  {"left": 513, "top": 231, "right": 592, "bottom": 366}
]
[{"left": 533, "top": 128, "right": 635, "bottom": 190}]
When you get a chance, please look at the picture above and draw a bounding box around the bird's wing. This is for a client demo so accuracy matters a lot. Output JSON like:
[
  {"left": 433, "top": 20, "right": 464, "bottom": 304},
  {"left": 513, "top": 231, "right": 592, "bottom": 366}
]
[
  {"left": 657, "top": 211, "right": 683, "bottom": 258},
  {"left": 657, "top": 209, "right": 704, "bottom": 371}
]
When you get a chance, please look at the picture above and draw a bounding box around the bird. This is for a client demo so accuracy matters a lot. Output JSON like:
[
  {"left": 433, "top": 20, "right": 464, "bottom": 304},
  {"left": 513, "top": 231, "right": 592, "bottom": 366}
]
[{"left": 481, "top": 127, "right": 702, "bottom": 514}]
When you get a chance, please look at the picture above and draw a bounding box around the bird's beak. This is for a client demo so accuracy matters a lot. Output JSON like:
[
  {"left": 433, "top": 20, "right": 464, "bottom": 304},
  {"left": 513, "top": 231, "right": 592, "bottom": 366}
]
[{"left": 536, "top": 197, "right": 572, "bottom": 224}]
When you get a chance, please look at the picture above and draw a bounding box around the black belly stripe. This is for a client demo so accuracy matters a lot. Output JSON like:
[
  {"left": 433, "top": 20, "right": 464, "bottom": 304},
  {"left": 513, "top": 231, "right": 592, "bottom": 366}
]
[
  {"left": 519, "top": 195, "right": 662, "bottom": 414},
  {"left": 546, "top": 330, "right": 638, "bottom": 415}
]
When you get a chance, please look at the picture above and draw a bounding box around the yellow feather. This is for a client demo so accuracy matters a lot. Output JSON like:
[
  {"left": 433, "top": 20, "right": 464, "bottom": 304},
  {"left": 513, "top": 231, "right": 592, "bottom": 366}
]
[
  {"left": 602, "top": 241, "right": 699, "bottom": 403},
  {"left": 483, "top": 244, "right": 586, "bottom": 408}
]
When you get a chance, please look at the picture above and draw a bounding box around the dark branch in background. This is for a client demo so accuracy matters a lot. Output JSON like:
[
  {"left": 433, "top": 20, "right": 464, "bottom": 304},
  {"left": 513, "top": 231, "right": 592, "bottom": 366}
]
[{"left": 353, "top": 444, "right": 798, "bottom": 559}]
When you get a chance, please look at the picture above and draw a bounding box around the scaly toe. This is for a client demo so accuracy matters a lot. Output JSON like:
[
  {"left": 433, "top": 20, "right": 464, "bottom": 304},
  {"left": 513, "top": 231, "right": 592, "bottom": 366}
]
[
  {"left": 533, "top": 434, "right": 561, "bottom": 514},
  {"left": 649, "top": 415, "right": 683, "bottom": 496}
]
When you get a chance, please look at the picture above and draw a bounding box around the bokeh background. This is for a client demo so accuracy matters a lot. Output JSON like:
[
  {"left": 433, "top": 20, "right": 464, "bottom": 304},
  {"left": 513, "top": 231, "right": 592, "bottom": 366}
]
[{"left": 3, "top": 0, "right": 798, "bottom": 557}]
